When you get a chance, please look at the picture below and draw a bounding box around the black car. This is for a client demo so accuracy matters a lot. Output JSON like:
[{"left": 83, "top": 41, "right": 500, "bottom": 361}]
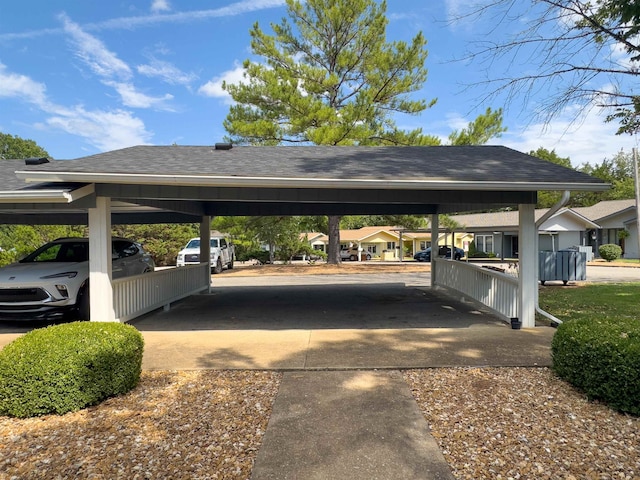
[{"left": 414, "top": 246, "right": 464, "bottom": 261}]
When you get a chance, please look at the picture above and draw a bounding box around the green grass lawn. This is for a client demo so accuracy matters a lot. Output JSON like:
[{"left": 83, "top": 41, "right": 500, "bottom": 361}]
[{"left": 539, "top": 282, "right": 640, "bottom": 323}]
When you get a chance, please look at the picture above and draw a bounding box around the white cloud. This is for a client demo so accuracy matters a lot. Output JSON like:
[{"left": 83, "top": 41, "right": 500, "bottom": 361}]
[
  {"left": 0, "top": 62, "right": 48, "bottom": 106},
  {"left": 137, "top": 59, "right": 197, "bottom": 85},
  {"left": 198, "top": 64, "right": 246, "bottom": 102},
  {"left": 0, "top": 63, "right": 152, "bottom": 152},
  {"left": 87, "top": 0, "right": 287, "bottom": 32},
  {"left": 0, "top": 1, "right": 287, "bottom": 41},
  {"left": 46, "top": 107, "right": 152, "bottom": 152},
  {"left": 59, "top": 13, "right": 131, "bottom": 81},
  {"left": 151, "top": 0, "right": 171, "bottom": 13},
  {"left": 59, "top": 14, "right": 176, "bottom": 110},
  {"left": 503, "top": 106, "right": 638, "bottom": 167},
  {"left": 103, "top": 81, "right": 173, "bottom": 110}
]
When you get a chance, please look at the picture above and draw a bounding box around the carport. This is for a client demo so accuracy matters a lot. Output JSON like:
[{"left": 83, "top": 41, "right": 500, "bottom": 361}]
[{"left": 0, "top": 145, "right": 607, "bottom": 327}]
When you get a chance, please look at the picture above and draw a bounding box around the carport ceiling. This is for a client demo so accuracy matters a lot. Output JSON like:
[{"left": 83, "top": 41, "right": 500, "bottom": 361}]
[{"left": 1, "top": 145, "right": 608, "bottom": 223}]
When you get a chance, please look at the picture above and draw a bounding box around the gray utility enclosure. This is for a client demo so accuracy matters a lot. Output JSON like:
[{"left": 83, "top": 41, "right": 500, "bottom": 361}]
[{"left": 539, "top": 250, "right": 587, "bottom": 285}]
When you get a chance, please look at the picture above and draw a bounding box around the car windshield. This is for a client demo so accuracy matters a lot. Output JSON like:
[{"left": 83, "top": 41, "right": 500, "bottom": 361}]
[
  {"left": 185, "top": 239, "right": 219, "bottom": 248},
  {"left": 20, "top": 241, "right": 89, "bottom": 263}
]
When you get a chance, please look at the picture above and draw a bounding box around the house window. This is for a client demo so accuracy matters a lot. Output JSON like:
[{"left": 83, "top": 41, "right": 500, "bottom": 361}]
[
  {"left": 386, "top": 241, "right": 396, "bottom": 250},
  {"left": 476, "top": 235, "right": 494, "bottom": 253},
  {"left": 420, "top": 241, "right": 430, "bottom": 250},
  {"left": 367, "top": 245, "right": 377, "bottom": 254}
]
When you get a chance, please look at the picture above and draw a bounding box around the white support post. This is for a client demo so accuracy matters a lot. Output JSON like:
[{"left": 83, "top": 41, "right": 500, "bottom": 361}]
[
  {"left": 88, "top": 196, "right": 115, "bottom": 322},
  {"left": 200, "top": 217, "right": 211, "bottom": 293},
  {"left": 431, "top": 213, "right": 439, "bottom": 286},
  {"left": 518, "top": 204, "right": 537, "bottom": 328}
]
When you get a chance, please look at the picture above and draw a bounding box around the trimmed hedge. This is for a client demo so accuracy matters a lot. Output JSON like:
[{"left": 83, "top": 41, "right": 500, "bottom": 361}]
[
  {"left": 552, "top": 317, "right": 640, "bottom": 416},
  {"left": 0, "top": 321, "right": 144, "bottom": 418},
  {"left": 599, "top": 244, "right": 623, "bottom": 262}
]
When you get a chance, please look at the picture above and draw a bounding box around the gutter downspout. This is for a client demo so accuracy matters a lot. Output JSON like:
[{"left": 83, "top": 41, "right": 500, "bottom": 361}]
[{"left": 534, "top": 190, "right": 570, "bottom": 326}]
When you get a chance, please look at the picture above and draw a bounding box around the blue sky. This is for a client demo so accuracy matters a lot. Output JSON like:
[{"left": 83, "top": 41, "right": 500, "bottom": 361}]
[{"left": 0, "top": 0, "right": 637, "bottom": 166}]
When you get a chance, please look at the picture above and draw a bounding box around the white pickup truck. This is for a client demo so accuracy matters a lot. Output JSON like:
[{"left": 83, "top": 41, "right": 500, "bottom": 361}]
[{"left": 176, "top": 235, "right": 235, "bottom": 274}]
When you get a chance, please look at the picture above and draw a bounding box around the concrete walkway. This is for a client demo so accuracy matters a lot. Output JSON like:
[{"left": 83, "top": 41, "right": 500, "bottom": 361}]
[{"left": 251, "top": 370, "right": 455, "bottom": 480}]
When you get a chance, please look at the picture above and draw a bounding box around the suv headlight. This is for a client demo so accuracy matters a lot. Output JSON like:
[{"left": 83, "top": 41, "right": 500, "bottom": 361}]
[{"left": 41, "top": 271, "right": 78, "bottom": 279}]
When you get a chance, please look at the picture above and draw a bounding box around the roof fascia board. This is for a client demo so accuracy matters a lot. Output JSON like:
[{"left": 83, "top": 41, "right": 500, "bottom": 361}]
[
  {"left": 15, "top": 171, "right": 610, "bottom": 192},
  {"left": 0, "top": 184, "right": 94, "bottom": 204},
  {"left": 0, "top": 190, "right": 73, "bottom": 203}
]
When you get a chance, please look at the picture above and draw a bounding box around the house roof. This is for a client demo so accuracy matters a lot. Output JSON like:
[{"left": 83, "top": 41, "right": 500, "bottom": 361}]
[
  {"left": 340, "top": 226, "right": 401, "bottom": 242},
  {"left": 451, "top": 207, "right": 600, "bottom": 232},
  {"left": 302, "top": 226, "right": 430, "bottom": 244},
  {"left": 0, "top": 145, "right": 609, "bottom": 224},
  {"left": 572, "top": 199, "right": 636, "bottom": 222}
]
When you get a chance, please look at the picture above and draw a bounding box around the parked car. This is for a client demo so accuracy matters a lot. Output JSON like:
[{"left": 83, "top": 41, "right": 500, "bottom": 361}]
[
  {"left": 176, "top": 235, "right": 235, "bottom": 273},
  {"left": 0, "top": 237, "right": 155, "bottom": 321},
  {"left": 414, "top": 246, "right": 464, "bottom": 262},
  {"left": 340, "top": 247, "right": 372, "bottom": 261}
]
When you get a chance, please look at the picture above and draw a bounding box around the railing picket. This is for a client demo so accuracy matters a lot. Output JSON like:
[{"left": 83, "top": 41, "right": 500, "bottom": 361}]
[
  {"left": 433, "top": 258, "right": 519, "bottom": 322},
  {"left": 112, "top": 264, "right": 210, "bottom": 322}
]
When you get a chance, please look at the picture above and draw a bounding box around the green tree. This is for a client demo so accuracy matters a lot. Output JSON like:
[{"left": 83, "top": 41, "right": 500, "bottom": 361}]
[
  {"left": 246, "top": 216, "right": 307, "bottom": 263},
  {"left": 0, "top": 133, "right": 49, "bottom": 159},
  {"left": 112, "top": 224, "right": 199, "bottom": 266},
  {"left": 448, "top": 108, "right": 506, "bottom": 145},
  {"left": 223, "top": 0, "right": 435, "bottom": 264},
  {"left": 574, "top": 150, "right": 636, "bottom": 206}
]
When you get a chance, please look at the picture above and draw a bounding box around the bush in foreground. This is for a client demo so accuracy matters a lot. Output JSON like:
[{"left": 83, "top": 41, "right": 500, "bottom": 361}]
[
  {"left": 552, "top": 317, "right": 640, "bottom": 416},
  {"left": 0, "top": 321, "right": 144, "bottom": 418},
  {"left": 599, "top": 244, "right": 623, "bottom": 262}
]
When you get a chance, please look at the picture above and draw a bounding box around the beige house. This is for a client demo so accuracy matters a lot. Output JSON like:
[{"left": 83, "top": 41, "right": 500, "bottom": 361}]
[{"left": 304, "top": 226, "right": 475, "bottom": 260}]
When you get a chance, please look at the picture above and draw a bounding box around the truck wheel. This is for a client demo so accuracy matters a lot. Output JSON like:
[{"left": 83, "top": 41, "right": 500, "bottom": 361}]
[
  {"left": 228, "top": 258, "right": 234, "bottom": 270},
  {"left": 349, "top": 254, "right": 357, "bottom": 261},
  {"left": 213, "top": 258, "right": 223, "bottom": 274}
]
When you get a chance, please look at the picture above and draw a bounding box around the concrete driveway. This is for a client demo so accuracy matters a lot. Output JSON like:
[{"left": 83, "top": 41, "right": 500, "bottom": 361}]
[{"left": 125, "top": 271, "right": 555, "bottom": 370}]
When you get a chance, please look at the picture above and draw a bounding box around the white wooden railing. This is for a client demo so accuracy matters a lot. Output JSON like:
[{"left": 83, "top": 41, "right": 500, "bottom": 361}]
[
  {"left": 433, "top": 258, "right": 519, "bottom": 322},
  {"left": 113, "top": 264, "right": 211, "bottom": 322}
]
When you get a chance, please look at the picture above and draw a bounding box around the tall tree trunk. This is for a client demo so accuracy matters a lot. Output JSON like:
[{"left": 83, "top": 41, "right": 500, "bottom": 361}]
[{"left": 327, "top": 215, "right": 342, "bottom": 265}]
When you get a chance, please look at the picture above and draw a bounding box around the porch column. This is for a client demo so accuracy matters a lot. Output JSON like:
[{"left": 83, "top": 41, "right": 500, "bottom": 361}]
[
  {"left": 200, "top": 217, "right": 211, "bottom": 293},
  {"left": 431, "top": 213, "right": 439, "bottom": 286},
  {"left": 88, "top": 196, "right": 115, "bottom": 322},
  {"left": 518, "top": 204, "right": 536, "bottom": 328}
]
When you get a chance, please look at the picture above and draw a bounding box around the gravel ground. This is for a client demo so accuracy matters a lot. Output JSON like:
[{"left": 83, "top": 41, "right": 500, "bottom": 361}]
[
  {"left": 405, "top": 367, "right": 640, "bottom": 480},
  {"left": 0, "top": 371, "right": 281, "bottom": 480},
  {"left": 3, "top": 367, "right": 638, "bottom": 479}
]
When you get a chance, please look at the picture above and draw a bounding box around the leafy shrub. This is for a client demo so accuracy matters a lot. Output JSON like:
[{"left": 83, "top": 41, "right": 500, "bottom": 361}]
[
  {"left": 599, "top": 244, "right": 623, "bottom": 262},
  {"left": 552, "top": 317, "right": 640, "bottom": 416},
  {"left": 0, "top": 322, "right": 144, "bottom": 418},
  {"left": 238, "top": 248, "right": 271, "bottom": 264}
]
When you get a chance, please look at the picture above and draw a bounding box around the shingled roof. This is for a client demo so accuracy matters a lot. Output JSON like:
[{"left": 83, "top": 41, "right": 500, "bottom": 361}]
[
  {"left": 1, "top": 145, "right": 609, "bottom": 223},
  {"left": 17, "top": 145, "right": 605, "bottom": 188}
]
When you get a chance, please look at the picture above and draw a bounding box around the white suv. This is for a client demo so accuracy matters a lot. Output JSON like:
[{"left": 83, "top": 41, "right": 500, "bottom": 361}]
[{"left": 0, "top": 237, "right": 155, "bottom": 321}]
